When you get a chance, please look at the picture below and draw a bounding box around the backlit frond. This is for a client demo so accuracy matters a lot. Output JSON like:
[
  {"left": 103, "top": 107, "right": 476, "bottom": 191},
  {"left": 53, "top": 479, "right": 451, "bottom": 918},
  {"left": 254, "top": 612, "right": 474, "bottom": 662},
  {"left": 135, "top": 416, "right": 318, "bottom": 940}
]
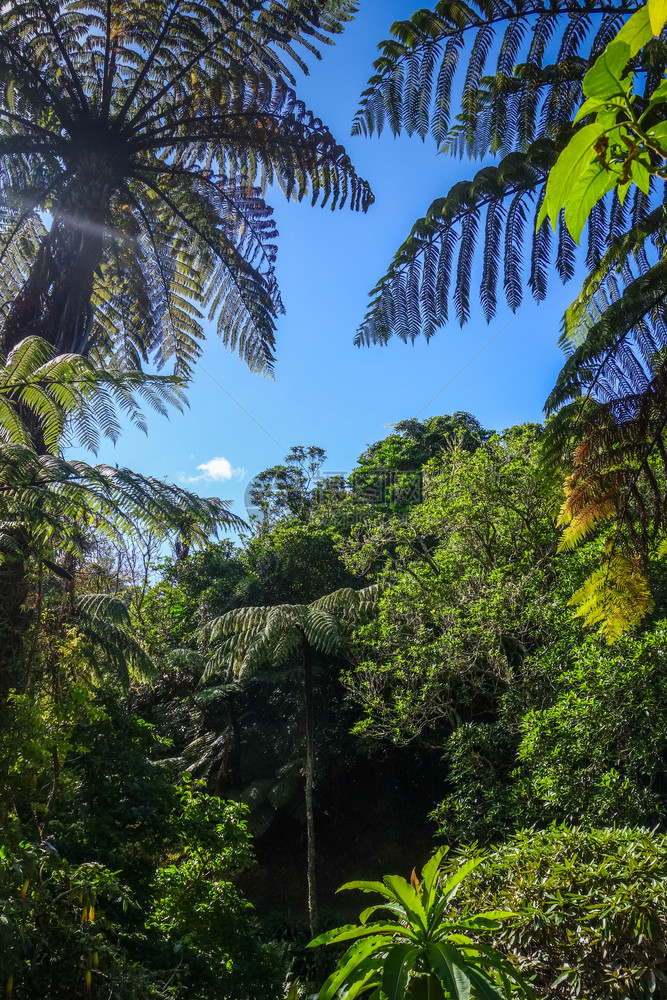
[
  {"left": 76, "top": 592, "right": 156, "bottom": 685},
  {"left": 568, "top": 552, "right": 654, "bottom": 643},
  {"left": 0, "top": 336, "right": 187, "bottom": 453},
  {"left": 201, "top": 585, "right": 379, "bottom": 681},
  {"left": 353, "top": 1, "right": 667, "bottom": 347}
]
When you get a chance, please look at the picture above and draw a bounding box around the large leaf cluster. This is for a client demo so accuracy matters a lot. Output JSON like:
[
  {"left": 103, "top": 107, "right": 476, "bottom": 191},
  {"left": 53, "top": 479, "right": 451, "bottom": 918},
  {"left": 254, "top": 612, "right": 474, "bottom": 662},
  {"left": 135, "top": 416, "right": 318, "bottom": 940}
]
[
  {"left": 310, "top": 847, "right": 526, "bottom": 1000},
  {"left": 453, "top": 826, "right": 667, "bottom": 999},
  {"left": 0, "top": 338, "right": 244, "bottom": 564}
]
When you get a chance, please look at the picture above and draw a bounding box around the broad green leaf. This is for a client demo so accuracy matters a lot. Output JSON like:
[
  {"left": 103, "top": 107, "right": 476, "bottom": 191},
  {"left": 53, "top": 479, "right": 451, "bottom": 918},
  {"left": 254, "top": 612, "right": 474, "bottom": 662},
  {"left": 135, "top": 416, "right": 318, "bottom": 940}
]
[
  {"left": 421, "top": 847, "right": 448, "bottom": 909},
  {"left": 426, "top": 942, "right": 471, "bottom": 1000},
  {"left": 310, "top": 923, "right": 400, "bottom": 947},
  {"left": 646, "top": 121, "right": 667, "bottom": 150},
  {"left": 541, "top": 123, "right": 607, "bottom": 229},
  {"left": 615, "top": 6, "right": 653, "bottom": 55},
  {"left": 339, "top": 880, "right": 395, "bottom": 897},
  {"left": 463, "top": 966, "right": 506, "bottom": 1000},
  {"left": 583, "top": 40, "right": 632, "bottom": 99},
  {"left": 382, "top": 945, "right": 419, "bottom": 1000},
  {"left": 649, "top": 0, "right": 667, "bottom": 35},
  {"left": 453, "top": 916, "right": 509, "bottom": 932},
  {"left": 359, "top": 903, "right": 404, "bottom": 924},
  {"left": 563, "top": 158, "right": 617, "bottom": 243},
  {"left": 383, "top": 875, "right": 428, "bottom": 932},
  {"left": 573, "top": 96, "right": 606, "bottom": 124},
  {"left": 617, "top": 178, "right": 632, "bottom": 205},
  {"left": 630, "top": 157, "right": 652, "bottom": 195},
  {"left": 343, "top": 962, "right": 381, "bottom": 1000},
  {"left": 318, "top": 937, "right": 390, "bottom": 1000}
]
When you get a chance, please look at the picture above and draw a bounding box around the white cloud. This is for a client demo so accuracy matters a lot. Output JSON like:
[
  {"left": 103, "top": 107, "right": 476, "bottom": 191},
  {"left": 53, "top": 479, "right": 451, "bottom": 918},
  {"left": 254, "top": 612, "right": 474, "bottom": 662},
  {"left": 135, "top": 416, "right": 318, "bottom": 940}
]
[{"left": 180, "top": 456, "right": 246, "bottom": 484}]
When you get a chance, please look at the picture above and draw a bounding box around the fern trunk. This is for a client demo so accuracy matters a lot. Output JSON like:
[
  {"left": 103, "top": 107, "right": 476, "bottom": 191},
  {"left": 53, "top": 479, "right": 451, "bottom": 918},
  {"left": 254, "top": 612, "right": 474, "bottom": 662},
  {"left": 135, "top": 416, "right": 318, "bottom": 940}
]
[
  {"left": 0, "top": 169, "right": 109, "bottom": 665},
  {"left": 1, "top": 165, "right": 110, "bottom": 356},
  {"left": 302, "top": 647, "right": 318, "bottom": 939}
]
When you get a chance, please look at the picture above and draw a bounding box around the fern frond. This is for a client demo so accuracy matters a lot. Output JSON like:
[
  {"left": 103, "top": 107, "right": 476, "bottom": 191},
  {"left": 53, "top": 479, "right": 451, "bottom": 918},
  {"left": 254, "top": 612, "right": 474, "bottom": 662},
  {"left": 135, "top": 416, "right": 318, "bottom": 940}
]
[
  {"left": 569, "top": 552, "right": 653, "bottom": 643},
  {"left": 0, "top": 444, "right": 245, "bottom": 562},
  {"left": 353, "top": 2, "right": 667, "bottom": 349},
  {"left": 0, "top": 336, "right": 186, "bottom": 454},
  {"left": 355, "top": 141, "right": 556, "bottom": 346},
  {"left": 355, "top": 1, "right": 642, "bottom": 151},
  {"left": 75, "top": 592, "right": 156, "bottom": 686},
  {"left": 201, "top": 585, "right": 378, "bottom": 684}
]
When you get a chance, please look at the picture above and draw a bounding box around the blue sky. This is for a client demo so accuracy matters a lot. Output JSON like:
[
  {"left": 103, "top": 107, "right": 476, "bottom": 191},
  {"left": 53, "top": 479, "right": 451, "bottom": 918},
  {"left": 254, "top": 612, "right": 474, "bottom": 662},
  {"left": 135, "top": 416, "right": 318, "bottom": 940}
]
[{"left": 93, "top": 0, "right": 580, "bottom": 525}]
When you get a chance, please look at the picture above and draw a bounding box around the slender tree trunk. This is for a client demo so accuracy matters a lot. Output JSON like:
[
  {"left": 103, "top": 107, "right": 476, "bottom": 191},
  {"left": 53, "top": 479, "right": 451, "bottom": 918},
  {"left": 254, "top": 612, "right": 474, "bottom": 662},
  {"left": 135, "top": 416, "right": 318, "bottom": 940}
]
[
  {"left": 302, "top": 647, "right": 318, "bottom": 939},
  {"left": 1, "top": 167, "right": 110, "bottom": 356}
]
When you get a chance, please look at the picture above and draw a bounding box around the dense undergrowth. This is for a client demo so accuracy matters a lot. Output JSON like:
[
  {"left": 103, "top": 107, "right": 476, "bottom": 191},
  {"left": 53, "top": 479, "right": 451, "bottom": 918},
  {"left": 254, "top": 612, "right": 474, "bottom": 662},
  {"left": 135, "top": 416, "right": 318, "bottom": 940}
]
[{"left": 3, "top": 415, "right": 667, "bottom": 998}]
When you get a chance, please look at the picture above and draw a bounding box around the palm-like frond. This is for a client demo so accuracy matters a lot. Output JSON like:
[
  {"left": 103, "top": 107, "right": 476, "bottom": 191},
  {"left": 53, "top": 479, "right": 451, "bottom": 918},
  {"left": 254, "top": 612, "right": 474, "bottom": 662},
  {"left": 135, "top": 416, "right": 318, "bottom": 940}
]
[
  {"left": 0, "top": 336, "right": 187, "bottom": 452},
  {"left": 535, "top": 195, "right": 667, "bottom": 640},
  {"left": 0, "top": 336, "right": 245, "bottom": 559},
  {"left": 0, "top": 445, "right": 246, "bottom": 560},
  {"left": 0, "top": 0, "right": 372, "bottom": 375},
  {"left": 544, "top": 346, "right": 667, "bottom": 640},
  {"left": 201, "top": 585, "right": 378, "bottom": 681},
  {"left": 354, "top": 1, "right": 637, "bottom": 151},
  {"left": 352, "top": 0, "right": 667, "bottom": 347},
  {"left": 75, "top": 592, "right": 156, "bottom": 686}
]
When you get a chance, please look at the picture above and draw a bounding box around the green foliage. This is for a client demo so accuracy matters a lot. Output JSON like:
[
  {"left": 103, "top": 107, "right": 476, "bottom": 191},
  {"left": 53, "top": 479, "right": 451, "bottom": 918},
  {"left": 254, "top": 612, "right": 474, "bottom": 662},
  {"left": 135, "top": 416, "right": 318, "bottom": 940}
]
[
  {"left": 0, "top": 338, "right": 244, "bottom": 569},
  {"left": 9, "top": 402, "right": 667, "bottom": 1000},
  {"left": 148, "top": 779, "right": 284, "bottom": 1000},
  {"left": 243, "top": 520, "right": 362, "bottom": 606},
  {"left": 348, "top": 414, "right": 488, "bottom": 516},
  {"left": 347, "top": 425, "right": 559, "bottom": 745},
  {"left": 136, "top": 542, "right": 249, "bottom": 653},
  {"left": 0, "top": 842, "right": 154, "bottom": 999},
  {"left": 435, "top": 620, "right": 667, "bottom": 841},
  {"left": 248, "top": 446, "right": 328, "bottom": 527},
  {"left": 541, "top": 4, "right": 667, "bottom": 241},
  {"left": 0, "top": 336, "right": 187, "bottom": 452},
  {"left": 533, "top": 3, "right": 667, "bottom": 641},
  {"left": 202, "top": 586, "right": 378, "bottom": 684},
  {"left": 453, "top": 826, "right": 667, "bottom": 999},
  {"left": 0, "top": 686, "right": 282, "bottom": 999},
  {"left": 310, "top": 847, "right": 527, "bottom": 1000}
]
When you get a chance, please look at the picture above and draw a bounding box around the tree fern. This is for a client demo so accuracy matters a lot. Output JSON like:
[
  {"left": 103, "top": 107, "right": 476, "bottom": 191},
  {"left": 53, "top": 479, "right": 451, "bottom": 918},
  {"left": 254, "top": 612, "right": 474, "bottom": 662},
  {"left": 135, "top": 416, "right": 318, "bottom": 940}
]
[
  {"left": 0, "top": 0, "right": 372, "bottom": 375},
  {"left": 200, "top": 585, "right": 378, "bottom": 681},
  {"left": 75, "top": 592, "right": 156, "bottom": 687},
  {"left": 564, "top": 551, "right": 654, "bottom": 642},
  {"left": 199, "top": 583, "right": 377, "bottom": 936},
  {"left": 544, "top": 342, "right": 667, "bottom": 639}
]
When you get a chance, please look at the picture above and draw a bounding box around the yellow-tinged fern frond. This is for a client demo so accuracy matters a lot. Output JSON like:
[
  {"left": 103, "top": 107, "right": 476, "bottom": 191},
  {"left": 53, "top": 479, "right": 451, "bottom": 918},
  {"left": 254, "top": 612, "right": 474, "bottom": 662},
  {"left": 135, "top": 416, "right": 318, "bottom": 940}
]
[
  {"left": 569, "top": 552, "right": 654, "bottom": 643},
  {"left": 558, "top": 495, "right": 618, "bottom": 550}
]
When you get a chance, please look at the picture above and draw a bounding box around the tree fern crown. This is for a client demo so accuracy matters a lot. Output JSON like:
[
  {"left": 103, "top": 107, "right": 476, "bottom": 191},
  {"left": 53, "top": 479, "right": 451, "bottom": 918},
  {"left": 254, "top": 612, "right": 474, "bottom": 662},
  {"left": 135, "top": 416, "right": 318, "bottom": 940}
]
[{"left": 0, "top": 0, "right": 372, "bottom": 374}]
